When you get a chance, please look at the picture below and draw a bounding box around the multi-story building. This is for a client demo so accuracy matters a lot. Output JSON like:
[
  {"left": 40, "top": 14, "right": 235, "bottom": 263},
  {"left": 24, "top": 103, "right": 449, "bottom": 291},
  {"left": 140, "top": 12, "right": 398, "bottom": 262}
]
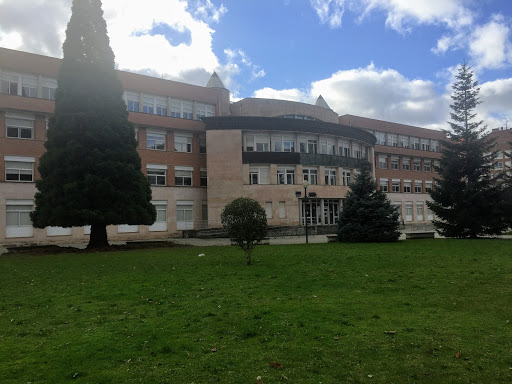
[
  {"left": 339, "top": 115, "right": 445, "bottom": 225},
  {"left": 2, "top": 47, "right": 509, "bottom": 245},
  {"left": 488, "top": 127, "right": 512, "bottom": 177}
]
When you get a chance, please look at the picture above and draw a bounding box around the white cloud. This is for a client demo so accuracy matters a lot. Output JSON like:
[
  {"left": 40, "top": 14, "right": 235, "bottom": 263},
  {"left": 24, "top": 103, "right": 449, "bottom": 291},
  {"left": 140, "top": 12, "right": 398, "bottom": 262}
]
[
  {"left": 469, "top": 15, "right": 512, "bottom": 70},
  {"left": 310, "top": 0, "right": 346, "bottom": 29},
  {"left": 223, "top": 48, "right": 265, "bottom": 81},
  {"left": 253, "top": 87, "right": 310, "bottom": 103},
  {"left": 478, "top": 78, "right": 512, "bottom": 129}
]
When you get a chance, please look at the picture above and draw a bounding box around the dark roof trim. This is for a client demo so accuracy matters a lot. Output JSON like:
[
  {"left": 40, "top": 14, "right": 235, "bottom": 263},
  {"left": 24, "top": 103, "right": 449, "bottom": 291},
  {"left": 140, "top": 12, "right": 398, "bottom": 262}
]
[{"left": 203, "top": 116, "right": 376, "bottom": 146}]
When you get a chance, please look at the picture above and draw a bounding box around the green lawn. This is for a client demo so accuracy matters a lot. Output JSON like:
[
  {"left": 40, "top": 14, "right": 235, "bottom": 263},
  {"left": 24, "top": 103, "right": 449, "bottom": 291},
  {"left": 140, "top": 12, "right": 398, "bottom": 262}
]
[{"left": 1, "top": 240, "right": 511, "bottom": 383}]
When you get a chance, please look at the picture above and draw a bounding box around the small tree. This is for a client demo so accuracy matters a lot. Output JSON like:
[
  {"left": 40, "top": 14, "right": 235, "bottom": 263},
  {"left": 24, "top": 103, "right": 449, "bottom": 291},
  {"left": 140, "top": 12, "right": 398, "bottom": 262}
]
[
  {"left": 221, "top": 197, "right": 268, "bottom": 265},
  {"left": 338, "top": 161, "right": 400, "bottom": 242},
  {"left": 427, "top": 63, "right": 506, "bottom": 238},
  {"left": 31, "top": 0, "right": 156, "bottom": 248}
]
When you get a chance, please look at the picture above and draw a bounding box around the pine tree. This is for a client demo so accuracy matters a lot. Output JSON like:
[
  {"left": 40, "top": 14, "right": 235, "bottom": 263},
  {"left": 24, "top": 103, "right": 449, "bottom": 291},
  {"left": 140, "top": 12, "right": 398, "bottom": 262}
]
[
  {"left": 338, "top": 161, "right": 400, "bottom": 242},
  {"left": 427, "top": 63, "right": 506, "bottom": 238},
  {"left": 31, "top": 0, "right": 156, "bottom": 248}
]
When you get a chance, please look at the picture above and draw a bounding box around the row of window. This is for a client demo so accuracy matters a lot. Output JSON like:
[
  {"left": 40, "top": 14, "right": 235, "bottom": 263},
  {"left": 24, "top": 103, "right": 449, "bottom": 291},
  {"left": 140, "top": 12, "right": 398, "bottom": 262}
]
[
  {"left": 1, "top": 71, "right": 57, "bottom": 100},
  {"left": 243, "top": 133, "right": 368, "bottom": 159},
  {"left": 380, "top": 178, "right": 433, "bottom": 194},
  {"left": 377, "top": 155, "right": 439, "bottom": 172},
  {"left": 124, "top": 92, "right": 215, "bottom": 120},
  {"left": 371, "top": 131, "right": 440, "bottom": 152},
  {"left": 393, "top": 201, "right": 434, "bottom": 222},
  {"left": 5, "top": 199, "right": 208, "bottom": 238},
  {"left": 147, "top": 165, "right": 207, "bottom": 187},
  {"left": 144, "top": 131, "right": 206, "bottom": 153},
  {"left": 249, "top": 165, "right": 353, "bottom": 186}
]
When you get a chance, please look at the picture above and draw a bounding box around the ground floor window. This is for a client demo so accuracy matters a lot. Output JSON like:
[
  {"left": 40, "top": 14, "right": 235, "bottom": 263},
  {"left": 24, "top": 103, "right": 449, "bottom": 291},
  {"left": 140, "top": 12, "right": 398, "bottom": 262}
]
[
  {"left": 177, "top": 201, "right": 194, "bottom": 230},
  {"left": 301, "top": 198, "right": 341, "bottom": 226},
  {"left": 149, "top": 201, "right": 167, "bottom": 232},
  {"left": 6, "top": 200, "right": 33, "bottom": 238}
]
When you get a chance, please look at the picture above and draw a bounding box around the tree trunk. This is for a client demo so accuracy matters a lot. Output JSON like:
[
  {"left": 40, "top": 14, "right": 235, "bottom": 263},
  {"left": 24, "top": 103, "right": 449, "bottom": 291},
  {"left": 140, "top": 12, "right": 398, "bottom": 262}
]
[
  {"left": 246, "top": 249, "right": 253, "bottom": 265},
  {"left": 88, "top": 223, "right": 109, "bottom": 249}
]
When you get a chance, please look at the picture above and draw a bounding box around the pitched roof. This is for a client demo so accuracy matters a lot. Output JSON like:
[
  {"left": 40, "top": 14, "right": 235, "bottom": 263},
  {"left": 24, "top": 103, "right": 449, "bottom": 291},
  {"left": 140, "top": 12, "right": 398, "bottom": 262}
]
[
  {"left": 315, "top": 95, "right": 330, "bottom": 109},
  {"left": 206, "top": 72, "right": 227, "bottom": 89}
]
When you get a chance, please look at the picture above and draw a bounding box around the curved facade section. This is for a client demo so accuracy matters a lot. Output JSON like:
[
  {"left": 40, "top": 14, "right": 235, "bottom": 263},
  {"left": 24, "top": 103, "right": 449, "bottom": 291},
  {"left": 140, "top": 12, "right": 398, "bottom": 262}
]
[
  {"left": 204, "top": 116, "right": 375, "bottom": 229},
  {"left": 230, "top": 98, "right": 340, "bottom": 123}
]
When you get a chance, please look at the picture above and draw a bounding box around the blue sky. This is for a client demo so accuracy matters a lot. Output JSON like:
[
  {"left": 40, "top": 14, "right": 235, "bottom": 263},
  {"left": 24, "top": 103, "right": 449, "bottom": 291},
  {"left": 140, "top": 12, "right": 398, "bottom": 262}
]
[{"left": 1, "top": 0, "right": 511, "bottom": 130}]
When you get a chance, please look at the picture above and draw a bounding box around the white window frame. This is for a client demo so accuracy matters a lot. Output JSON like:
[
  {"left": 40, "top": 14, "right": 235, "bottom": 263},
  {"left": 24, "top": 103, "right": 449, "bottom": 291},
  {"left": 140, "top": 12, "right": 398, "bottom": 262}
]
[
  {"left": 405, "top": 202, "right": 413, "bottom": 222},
  {"left": 342, "top": 171, "right": 351, "bottom": 186},
  {"left": 249, "top": 166, "right": 270, "bottom": 185},
  {"left": 404, "top": 180, "right": 412, "bottom": 193},
  {"left": 5, "top": 115, "right": 34, "bottom": 139},
  {"left": 380, "top": 178, "right": 389, "bottom": 192},
  {"left": 177, "top": 200, "right": 194, "bottom": 230},
  {"left": 391, "top": 179, "right": 400, "bottom": 192},
  {"left": 146, "top": 132, "right": 166, "bottom": 150},
  {"left": 147, "top": 164, "right": 167, "bottom": 186},
  {"left": 6, "top": 199, "right": 33, "bottom": 238},
  {"left": 415, "top": 180, "right": 423, "bottom": 193},
  {"left": 5, "top": 155, "right": 35, "bottom": 182},
  {"left": 41, "top": 77, "right": 57, "bottom": 100},
  {"left": 174, "top": 133, "right": 193, "bottom": 153},
  {"left": 124, "top": 91, "right": 140, "bottom": 112},
  {"left": 325, "top": 168, "right": 336, "bottom": 186},
  {"left": 277, "top": 167, "right": 295, "bottom": 185},
  {"left": 175, "top": 166, "right": 193, "bottom": 186},
  {"left": 200, "top": 168, "right": 207, "bottom": 187},
  {"left": 303, "top": 168, "right": 318, "bottom": 185},
  {"left": 149, "top": 201, "right": 168, "bottom": 232},
  {"left": 416, "top": 202, "right": 424, "bottom": 221},
  {"left": 378, "top": 156, "right": 387, "bottom": 169}
]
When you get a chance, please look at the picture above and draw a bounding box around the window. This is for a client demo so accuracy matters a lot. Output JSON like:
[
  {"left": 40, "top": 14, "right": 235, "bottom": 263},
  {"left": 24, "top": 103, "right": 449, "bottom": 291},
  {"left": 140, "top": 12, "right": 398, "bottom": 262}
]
[
  {"left": 124, "top": 92, "right": 139, "bottom": 112},
  {"left": 265, "top": 202, "right": 273, "bottom": 219},
  {"left": 415, "top": 181, "right": 423, "bottom": 193},
  {"left": 273, "top": 135, "right": 295, "bottom": 152},
  {"left": 379, "top": 178, "right": 389, "bottom": 192},
  {"left": 249, "top": 166, "right": 270, "bottom": 185},
  {"left": 156, "top": 97, "right": 167, "bottom": 116},
  {"left": 375, "top": 132, "right": 386, "bottom": 145},
  {"left": 5, "top": 156, "right": 35, "bottom": 182},
  {"left": 6, "top": 116, "right": 34, "bottom": 139},
  {"left": 342, "top": 171, "right": 351, "bottom": 186},
  {"left": 308, "top": 139, "right": 317, "bottom": 154},
  {"left": 392, "top": 179, "right": 400, "bottom": 192},
  {"left": 199, "top": 135, "right": 206, "bottom": 154},
  {"left": 174, "top": 134, "right": 192, "bottom": 153},
  {"left": 427, "top": 206, "right": 434, "bottom": 220},
  {"left": 413, "top": 159, "right": 421, "bottom": 171},
  {"left": 6, "top": 200, "right": 33, "bottom": 238},
  {"left": 279, "top": 201, "right": 286, "bottom": 219},
  {"left": 320, "top": 139, "right": 327, "bottom": 154},
  {"left": 147, "top": 165, "right": 167, "bottom": 186},
  {"left": 325, "top": 168, "right": 336, "bottom": 185},
  {"left": 399, "top": 135, "right": 409, "bottom": 148},
  {"left": 390, "top": 157, "right": 399, "bottom": 170},
  {"left": 320, "top": 138, "right": 335, "bottom": 155},
  {"left": 340, "top": 141, "right": 351, "bottom": 157},
  {"left": 424, "top": 161, "right": 431, "bottom": 172},
  {"left": 421, "top": 139, "right": 430, "bottom": 151},
  {"left": 303, "top": 168, "right": 318, "bottom": 185},
  {"left": 431, "top": 140, "right": 439, "bottom": 152},
  {"left": 1, "top": 73, "right": 18, "bottom": 95},
  {"left": 495, "top": 162, "right": 504, "bottom": 170},
  {"left": 196, "top": 103, "right": 206, "bottom": 120},
  {"left": 41, "top": 78, "right": 57, "bottom": 100},
  {"left": 200, "top": 168, "right": 207, "bottom": 187},
  {"left": 255, "top": 135, "right": 270, "bottom": 152},
  {"left": 404, "top": 181, "right": 412, "bottom": 193},
  {"left": 175, "top": 167, "right": 193, "bottom": 186},
  {"left": 352, "top": 143, "right": 361, "bottom": 158},
  {"left": 182, "top": 101, "right": 193, "bottom": 119},
  {"left": 21, "top": 75, "right": 37, "bottom": 97},
  {"left": 147, "top": 133, "right": 165, "bottom": 150},
  {"left": 416, "top": 202, "right": 424, "bottom": 220},
  {"left": 411, "top": 137, "right": 420, "bottom": 150},
  {"left": 378, "top": 156, "right": 387, "bottom": 169},
  {"left": 405, "top": 202, "right": 413, "bottom": 222},
  {"left": 387, "top": 134, "right": 398, "bottom": 147},
  {"left": 177, "top": 201, "right": 194, "bottom": 230},
  {"left": 425, "top": 181, "right": 433, "bottom": 193},
  {"left": 201, "top": 201, "right": 208, "bottom": 228},
  {"left": 142, "top": 96, "right": 154, "bottom": 114},
  {"left": 170, "top": 99, "right": 182, "bottom": 118},
  {"left": 149, "top": 201, "right": 167, "bottom": 232},
  {"left": 402, "top": 158, "right": 410, "bottom": 171},
  {"left": 433, "top": 161, "right": 440, "bottom": 170},
  {"left": 278, "top": 167, "right": 295, "bottom": 185}
]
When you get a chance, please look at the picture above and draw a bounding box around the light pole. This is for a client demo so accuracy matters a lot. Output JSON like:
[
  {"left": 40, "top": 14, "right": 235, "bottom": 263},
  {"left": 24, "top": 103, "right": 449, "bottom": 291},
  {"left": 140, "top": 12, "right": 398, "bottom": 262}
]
[{"left": 296, "top": 180, "right": 316, "bottom": 244}]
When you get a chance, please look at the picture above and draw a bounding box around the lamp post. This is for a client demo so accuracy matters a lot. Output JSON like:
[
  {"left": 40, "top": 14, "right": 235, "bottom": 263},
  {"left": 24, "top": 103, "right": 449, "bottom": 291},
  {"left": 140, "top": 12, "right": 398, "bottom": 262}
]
[{"left": 296, "top": 180, "right": 314, "bottom": 244}]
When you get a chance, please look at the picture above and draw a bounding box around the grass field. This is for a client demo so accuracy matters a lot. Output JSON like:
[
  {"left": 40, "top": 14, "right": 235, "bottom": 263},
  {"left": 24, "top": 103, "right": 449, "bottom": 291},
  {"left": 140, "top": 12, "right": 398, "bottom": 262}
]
[{"left": 1, "top": 239, "right": 511, "bottom": 383}]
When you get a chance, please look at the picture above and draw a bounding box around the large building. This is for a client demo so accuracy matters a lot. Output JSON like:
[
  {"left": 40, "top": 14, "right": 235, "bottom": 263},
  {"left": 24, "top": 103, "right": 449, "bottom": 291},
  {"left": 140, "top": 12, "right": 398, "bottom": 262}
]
[{"left": 1, "top": 47, "right": 509, "bottom": 245}]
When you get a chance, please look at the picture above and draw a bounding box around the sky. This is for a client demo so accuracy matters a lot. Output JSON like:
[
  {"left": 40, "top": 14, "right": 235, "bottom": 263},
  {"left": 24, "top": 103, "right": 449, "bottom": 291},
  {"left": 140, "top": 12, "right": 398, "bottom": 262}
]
[{"left": 1, "top": 0, "right": 512, "bottom": 131}]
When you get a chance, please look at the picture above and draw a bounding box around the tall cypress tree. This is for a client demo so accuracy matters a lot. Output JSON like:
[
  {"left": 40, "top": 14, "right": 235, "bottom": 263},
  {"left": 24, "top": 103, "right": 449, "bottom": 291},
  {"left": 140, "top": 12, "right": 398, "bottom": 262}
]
[
  {"left": 31, "top": 0, "right": 156, "bottom": 248},
  {"left": 338, "top": 161, "right": 400, "bottom": 242},
  {"left": 427, "top": 63, "right": 506, "bottom": 238}
]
